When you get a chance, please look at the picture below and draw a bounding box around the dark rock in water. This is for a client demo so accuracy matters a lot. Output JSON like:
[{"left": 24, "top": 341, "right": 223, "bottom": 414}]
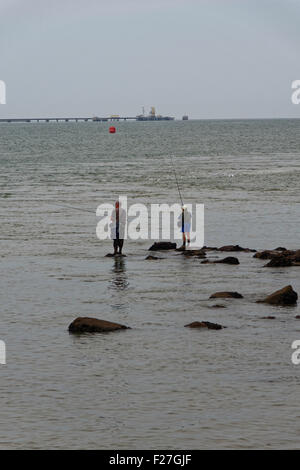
[
  {"left": 218, "top": 245, "right": 256, "bottom": 253},
  {"left": 68, "top": 317, "right": 130, "bottom": 333},
  {"left": 215, "top": 256, "right": 240, "bottom": 265},
  {"left": 254, "top": 249, "right": 295, "bottom": 260},
  {"left": 149, "top": 241, "right": 177, "bottom": 251},
  {"left": 105, "top": 253, "right": 127, "bottom": 257},
  {"left": 145, "top": 255, "right": 161, "bottom": 260},
  {"left": 264, "top": 256, "right": 292, "bottom": 267},
  {"left": 261, "top": 316, "right": 276, "bottom": 320},
  {"left": 203, "top": 244, "right": 255, "bottom": 252},
  {"left": 201, "top": 256, "right": 239, "bottom": 265},
  {"left": 257, "top": 285, "right": 298, "bottom": 306},
  {"left": 210, "top": 291, "right": 243, "bottom": 299},
  {"left": 290, "top": 250, "right": 300, "bottom": 262},
  {"left": 254, "top": 250, "right": 278, "bottom": 259},
  {"left": 185, "top": 321, "right": 224, "bottom": 330},
  {"left": 209, "top": 304, "right": 227, "bottom": 308},
  {"left": 182, "top": 249, "right": 206, "bottom": 258},
  {"left": 295, "top": 316, "right": 300, "bottom": 319},
  {"left": 275, "top": 247, "right": 287, "bottom": 251},
  {"left": 176, "top": 245, "right": 186, "bottom": 252}
]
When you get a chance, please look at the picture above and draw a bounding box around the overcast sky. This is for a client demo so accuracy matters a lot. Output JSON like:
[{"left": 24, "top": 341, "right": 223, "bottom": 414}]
[{"left": 0, "top": 0, "right": 300, "bottom": 119}]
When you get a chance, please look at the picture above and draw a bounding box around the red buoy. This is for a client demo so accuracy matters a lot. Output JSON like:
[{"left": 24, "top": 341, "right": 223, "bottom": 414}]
[{"left": 109, "top": 126, "right": 116, "bottom": 133}]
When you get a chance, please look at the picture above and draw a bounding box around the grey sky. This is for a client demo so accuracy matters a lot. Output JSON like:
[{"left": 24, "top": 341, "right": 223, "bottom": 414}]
[{"left": 1, "top": 0, "right": 300, "bottom": 119}]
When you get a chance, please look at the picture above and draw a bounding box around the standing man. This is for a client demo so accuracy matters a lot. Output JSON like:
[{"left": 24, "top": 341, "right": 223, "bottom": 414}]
[
  {"left": 178, "top": 205, "right": 191, "bottom": 250},
  {"left": 111, "top": 200, "right": 126, "bottom": 255}
]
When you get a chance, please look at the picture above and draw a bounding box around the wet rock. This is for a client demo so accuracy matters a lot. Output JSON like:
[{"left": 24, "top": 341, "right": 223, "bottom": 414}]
[
  {"left": 254, "top": 250, "right": 278, "bottom": 259},
  {"left": 182, "top": 249, "right": 206, "bottom": 258},
  {"left": 68, "top": 317, "right": 130, "bottom": 333},
  {"left": 275, "top": 247, "right": 287, "bottom": 252},
  {"left": 184, "top": 321, "right": 224, "bottom": 330},
  {"left": 201, "top": 256, "right": 239, "bottom": 265},
  {"left": 209, "top": 304, "right": 227, "bottom": 308},
  {"left": 149, "top": 241, "right": 177, "bottom": 251},
  {"left": 295, "top": 316, "right": 300, "bottom": 319},
  {"left": 216, "top": 256, "right": 240, "bottom": 265},
  {"left": 290, "top": 250, "right": 300, "bottom": 262},
  {"left": 257, "top": 285, "right": 298, "bottom": 306},
  {"left": 218, "top": 245, "right": 256, "bottom": 253},
  {"left": 176, "top": 245, "right": 186, "bottom": 252},
  {"left": 254, "top": 249, "right": 295, "bottom": 260},
  {"left": 210, "top": 291, "right": 243, "bottom": 299},
  {"left": 105, "top": 253, "right": 127, "bottom": 257},
  {"left": 261, "top": 316, "right": 276, "bottom": 320},
  {"left": 145, "top": 255, "right": 161, "bottom": 260},
  {"left": 264, "top": 256, "right": 292, "bottom": 267},
  {"left": 203, "top": 245, "right": 255, "bottom": 252}
]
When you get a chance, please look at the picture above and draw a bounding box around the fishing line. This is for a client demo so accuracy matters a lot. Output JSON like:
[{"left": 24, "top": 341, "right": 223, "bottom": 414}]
[
  {"left": 169, "top": 154, "right": 184, "bottom": 206},
  {"left": 50, "top": 202, "right": 96, "bottom": 214}
]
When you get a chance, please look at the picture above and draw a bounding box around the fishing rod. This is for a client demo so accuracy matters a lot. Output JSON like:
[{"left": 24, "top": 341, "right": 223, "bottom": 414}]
[{"left": 170, "top": 154, "right": 184, "bottom": 206}]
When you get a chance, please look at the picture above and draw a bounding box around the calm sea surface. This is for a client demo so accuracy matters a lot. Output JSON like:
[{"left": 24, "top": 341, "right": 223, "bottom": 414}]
[{"left": 0, "top": 120, "right": 299, "bottom": 449}]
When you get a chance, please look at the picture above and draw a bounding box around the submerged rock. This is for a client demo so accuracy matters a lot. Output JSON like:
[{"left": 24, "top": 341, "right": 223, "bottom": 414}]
[
  {"left": 68, "top": 317, "right": 130, "bottom": 333},
  {"left": 105, "top": 253, "right": 127, "bottom": 257},
  {"left": 264, "top": 256, "right": 292, "bottom": 267},
  {"left": 185, "top": 321, "right": 224, "bottom": 330},
  {"left": 182, "top": 249, "right": 206, "bottom": 258},
  {"left": 210, "top": 291, "right": 243, "bottom": 299},
  {"left": 218, "top": 245, "right": 256, "bottom": 252},
  {"left": 216, "top": 256, "right": 240, "bottom": 265},
  {"left": 209, "top": 304, "right": 227, "bottom": 308},
  {"left": 145, "top": 255, "right": 161, "bottom": 260},
  {"left": 257, "top": 285, "right": 298, "bottom": 306},
  {"left": 203, "top": 244, "right": 255, "bottom": 252},
  {"left": 201, "top": 256, "right": 239, "bottom": 265},
  {"left": 254, "top": 250, "right": 278, "bottom": 259},
  {"left": 254, "top": 249, "right": 297, "bottom": 263},
  {"left": 149, "top": 241, "right": 177, "bottom": 251},
  {"left": 261, "top": 316, "right": 276, "bottom": 320},
  {"left": 290, "top": 250, "right": 300, "bottom": 262}
]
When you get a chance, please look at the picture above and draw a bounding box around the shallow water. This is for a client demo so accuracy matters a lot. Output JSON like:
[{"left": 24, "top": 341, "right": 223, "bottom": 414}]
[{"left": 0, "top": 120, "right": 299, "bottom": 449}]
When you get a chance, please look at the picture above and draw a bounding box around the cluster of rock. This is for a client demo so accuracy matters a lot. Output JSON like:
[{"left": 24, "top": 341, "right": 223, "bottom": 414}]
[
  {"left": 204, "top": 244, "right": 256, "bottom": 253},
  {"left": 147, "top": 242, "right": 300, "bottom": 269},
  {"left": 68, "top": 286, "right": 298, "bottom": 334},
  {"left": 68, "top": 317, "right": 225, "bottom": 333},
  {"left": 94, "top": 243, "right": 299, "bottom": 336},
  {"left": 254, "top": 247, "right": 300, "bottom": 267},
  {"left": 208, "top": 285, "right": 298, "bottom": 306}
]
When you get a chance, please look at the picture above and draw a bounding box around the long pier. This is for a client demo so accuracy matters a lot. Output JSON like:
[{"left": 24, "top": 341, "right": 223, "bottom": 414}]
[{"left": 0, "top": 116, "right": 138, "bottom": 123}]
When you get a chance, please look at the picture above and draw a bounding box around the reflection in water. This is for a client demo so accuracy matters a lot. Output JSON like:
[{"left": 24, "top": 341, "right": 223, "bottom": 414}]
[{"left": 109, "top": 256, "right": 129, "bottom": 291}]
